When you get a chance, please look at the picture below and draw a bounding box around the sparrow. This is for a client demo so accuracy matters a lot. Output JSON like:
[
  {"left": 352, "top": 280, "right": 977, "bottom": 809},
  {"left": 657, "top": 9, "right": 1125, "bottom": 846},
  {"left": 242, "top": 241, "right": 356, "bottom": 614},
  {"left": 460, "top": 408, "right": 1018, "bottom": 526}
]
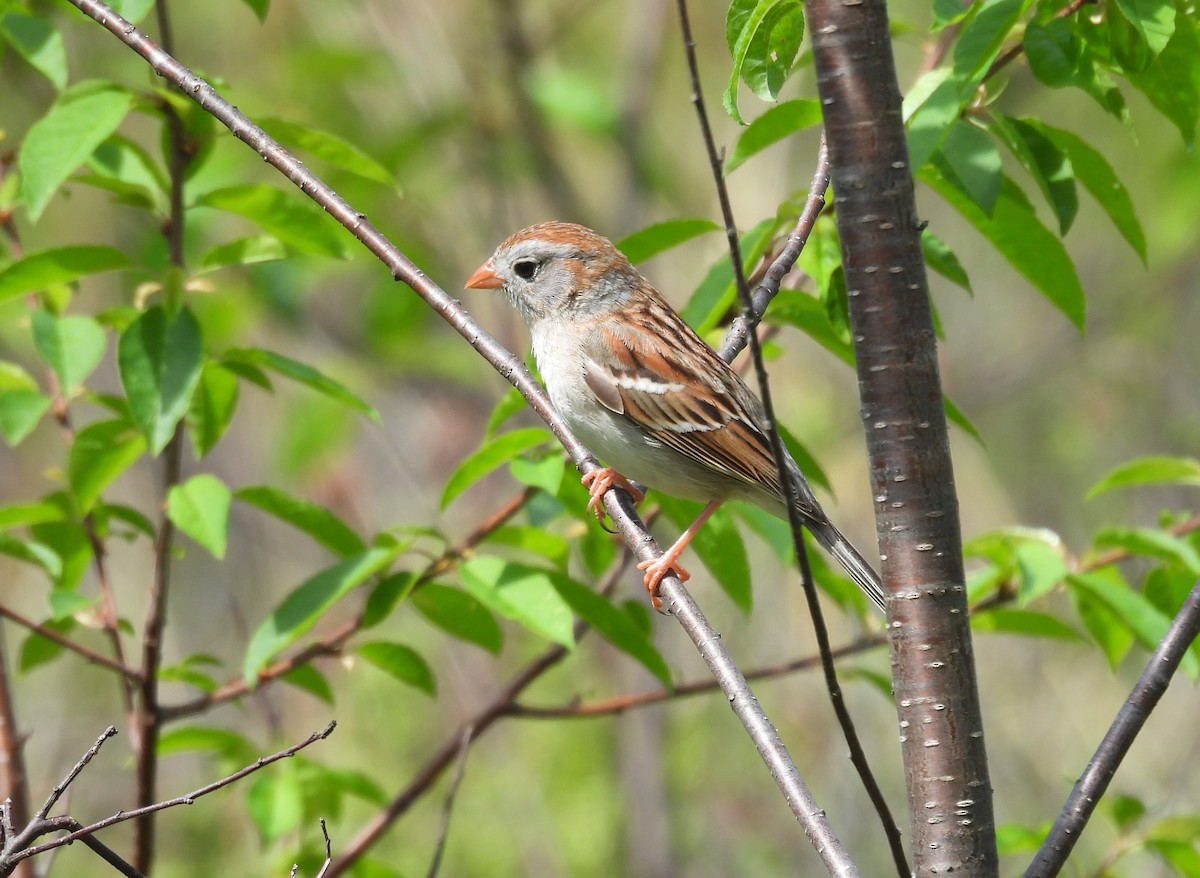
[{"left": 467, "top": 221, "right": 884, "bottom": 613}]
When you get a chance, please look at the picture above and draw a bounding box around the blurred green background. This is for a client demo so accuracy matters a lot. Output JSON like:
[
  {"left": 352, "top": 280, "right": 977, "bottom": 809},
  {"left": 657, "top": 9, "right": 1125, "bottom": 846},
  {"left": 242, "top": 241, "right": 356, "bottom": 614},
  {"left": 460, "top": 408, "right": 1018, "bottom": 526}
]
[{"left": 1, "top": 0, "right": 1198, "bottom": 875}]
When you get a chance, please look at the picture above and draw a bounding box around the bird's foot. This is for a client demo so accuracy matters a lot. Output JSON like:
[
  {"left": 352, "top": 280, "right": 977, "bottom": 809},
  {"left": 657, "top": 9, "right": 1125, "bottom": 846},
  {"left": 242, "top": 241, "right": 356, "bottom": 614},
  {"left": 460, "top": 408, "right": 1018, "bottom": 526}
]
[
  {"left": 636, "top": 554, "right": 691, "bottom": 612},
  {"left": 581, "top": 467, "right": 645, "bottom": 526}
]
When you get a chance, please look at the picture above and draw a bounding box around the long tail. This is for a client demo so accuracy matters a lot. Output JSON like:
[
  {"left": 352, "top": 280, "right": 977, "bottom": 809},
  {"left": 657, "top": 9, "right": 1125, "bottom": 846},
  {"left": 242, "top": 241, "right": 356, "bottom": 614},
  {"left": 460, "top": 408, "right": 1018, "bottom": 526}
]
[{"left": 806, "top": 517, "right": 886, "bottom": 613}]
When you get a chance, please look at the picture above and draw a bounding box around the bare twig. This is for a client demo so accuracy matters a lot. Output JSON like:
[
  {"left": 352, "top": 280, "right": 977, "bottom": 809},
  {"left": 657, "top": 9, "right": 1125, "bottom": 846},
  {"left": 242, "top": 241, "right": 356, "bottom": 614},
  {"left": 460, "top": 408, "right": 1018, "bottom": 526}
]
[
  {"left": 314, "top": 819, "right": 333, "bottom": 878},
  {"left": 35, "top": 727, "right": 118, "bottom": 821},
  {"left": 6, "top": 722, "right": 335, "bottom": 868},
  {"left": 0, "top": 629, "right": 30, "bottom": 878},
  {"left": 1024, "top": 578, "right": 1200, "bottom": 878},
  {"left": 424, "top": 726, "right": 472, "bottom": 878},
  {"left": 674, "top": 2, "right": 903, "bottom": 874}
]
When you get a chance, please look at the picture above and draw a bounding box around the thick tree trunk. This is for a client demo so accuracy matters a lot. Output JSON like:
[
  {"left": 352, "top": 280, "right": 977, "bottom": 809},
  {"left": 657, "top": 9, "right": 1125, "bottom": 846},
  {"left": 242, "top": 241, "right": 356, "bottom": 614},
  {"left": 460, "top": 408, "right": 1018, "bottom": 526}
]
[{"left": 806, "top": 0, "right": 1000, "bottom": 873}]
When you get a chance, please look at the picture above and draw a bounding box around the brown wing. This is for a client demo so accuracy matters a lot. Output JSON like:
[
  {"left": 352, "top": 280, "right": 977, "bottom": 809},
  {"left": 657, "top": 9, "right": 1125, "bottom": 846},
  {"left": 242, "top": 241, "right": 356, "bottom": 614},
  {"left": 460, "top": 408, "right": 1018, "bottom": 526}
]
[{"left": 581, "top": 292, "right": 787, "bottom": 503}]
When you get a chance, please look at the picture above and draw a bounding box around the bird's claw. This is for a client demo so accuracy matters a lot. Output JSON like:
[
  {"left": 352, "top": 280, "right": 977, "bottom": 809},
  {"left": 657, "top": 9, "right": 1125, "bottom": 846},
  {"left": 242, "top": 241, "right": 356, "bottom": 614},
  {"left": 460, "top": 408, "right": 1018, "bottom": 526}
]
[{"left": 581, "top": 468, "right": 645, "bottom": 526}]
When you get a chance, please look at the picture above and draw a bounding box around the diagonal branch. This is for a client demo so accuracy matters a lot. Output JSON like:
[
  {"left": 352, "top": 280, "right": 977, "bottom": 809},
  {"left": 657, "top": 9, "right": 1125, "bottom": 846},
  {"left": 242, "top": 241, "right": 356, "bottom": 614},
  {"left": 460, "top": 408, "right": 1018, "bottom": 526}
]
[{"left": 1023, "top": 578, "right": 1200, "bottom": 878}]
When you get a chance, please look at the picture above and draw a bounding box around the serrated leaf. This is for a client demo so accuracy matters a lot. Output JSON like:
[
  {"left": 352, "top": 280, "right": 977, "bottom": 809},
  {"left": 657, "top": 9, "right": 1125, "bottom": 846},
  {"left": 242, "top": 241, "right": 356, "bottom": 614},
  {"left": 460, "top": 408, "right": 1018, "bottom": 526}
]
[
  {"left": 989, "top": 114, "right": 1078, "bottom": 234},
  {"left": 724, "top": 0, "right": 804, "bottom": 124},
  {"left": 0, "top": 9, "right": 67, "bottom": 90},
  {"left": 1025, "top": 19, "right": 1131, "bottom": 126},
  {"left": 243, "top": 547, "right": 398, "bottom": 683},
  {"left": 186, "top": 362, "right": 239, "bottom": 459},
  {"left": 441, "top": 427, "right": 552, "bottom": 508},
  {"left": 659, "top": 496, "right": 752, "bottom": 612},
  {"left": 1113, "top": 0, "right": 1176, "bottom": 55},
  {"left": 19, "top": 81, "right": 132, "bottom": 221},
  {"left": 234, "top": 485, "right": 366, "bottom": 557},
  {"left": 1069, "top": 571, "right": 1194, "bottom": 674},
  {"left": 0, "top": 534, "right": 63, "bottom": 580},
  {"left": 0, "top": 391, "right": 51, "bottom": 445},
  {"left": 194, "top": 184, "right": 351, "bottom": 258},
  {"left": 921, "top": 230, "right": 972, "bottom": 292},
  {"left": 550, "top": 575, "right": 671, "bottom": 685},
  {"left": 459, "top": 556, "right": 575, "bottom": 647},
  {"left": 118, "top": 306, "right": 203, "bottom": 454},
  {"left": 937, "top": 120, "right": 1002, "bottom": 216},
  {"left": 259, "top": 117, "right": 397, "bottom": 189},
  {"left": 199, "top": 235, "right": 288, "bottom": 273},
  {"left": 971, "top": 608, "right": 1082, "bottom": 640},
  {"left": 726, "top": 99, "right": 822, "bottom": 174},
  {"left": 157, "top": 726, "right": 254, "bottom": 760},
  {"left": 67, "top": 418, "right": 147, "bottom": 512},
  {"left": 223, "top": 347, "right": 378, "bottom": 420},
  {"left": 923, "top": 167, "right": 1085, "bottom": 328},
  {"left": 167, "top": 474, "right": 231, "bottom": 559},
  {"left": 412, "top": 583, "right": 503, "bottom": 654},
  {"left": 615, "top": 219, "right": 722, "bottom": 263},
  {"left": 31, "top": 311, "right": 106, "bottom": 393},
  {"left": 1029, "top": 121, "right": 1145, "bottom": 263},
  {"left": 357, "top": 641, "right": 435, "bottom": 695},
  {"left": 1088, "top": 456, "right": 1200, "bottom": 497},
  {"left": 1094, "top": 527, "right": 1200, "bottom": 573},
  {"left": 0, "top": 246, "right": 130, "bottom": 303}
]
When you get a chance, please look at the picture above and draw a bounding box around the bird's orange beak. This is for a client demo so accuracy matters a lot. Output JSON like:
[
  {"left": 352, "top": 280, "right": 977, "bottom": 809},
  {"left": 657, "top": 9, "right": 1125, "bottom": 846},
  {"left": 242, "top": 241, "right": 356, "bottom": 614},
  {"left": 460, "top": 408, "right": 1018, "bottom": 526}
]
[{"left": 465, "top": 259, "right": 503, "bottom": 290}]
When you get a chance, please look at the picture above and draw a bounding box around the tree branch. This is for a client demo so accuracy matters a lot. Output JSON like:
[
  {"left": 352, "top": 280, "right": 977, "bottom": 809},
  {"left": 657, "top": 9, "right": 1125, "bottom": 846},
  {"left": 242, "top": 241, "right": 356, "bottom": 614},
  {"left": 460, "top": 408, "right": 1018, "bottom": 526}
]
[{"left": 1023, "top": 578, "right": 1200, "bottom": 878}]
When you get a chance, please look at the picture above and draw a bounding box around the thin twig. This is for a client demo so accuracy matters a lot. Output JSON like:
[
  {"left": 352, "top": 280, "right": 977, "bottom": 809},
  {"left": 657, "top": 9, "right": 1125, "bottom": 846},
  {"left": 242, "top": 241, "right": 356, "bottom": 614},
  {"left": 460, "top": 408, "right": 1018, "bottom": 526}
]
[
  {"left": 674, "top": 2, "right": 903, "bottom": 874},
  {"left": 1023, "top": 578, "right": 1200, "bottom": 878},
  {"left": 313, "top": 819, "right": 332, "bottom": 878},
  {"left": 35, "top": 727, "right": 117, "bottom": 820},
  {"left": 424, "top": 726, "right": 472, "bottom": 878},
  {"left": 9, "top": 723, "right": 335, "bottom": 866}
]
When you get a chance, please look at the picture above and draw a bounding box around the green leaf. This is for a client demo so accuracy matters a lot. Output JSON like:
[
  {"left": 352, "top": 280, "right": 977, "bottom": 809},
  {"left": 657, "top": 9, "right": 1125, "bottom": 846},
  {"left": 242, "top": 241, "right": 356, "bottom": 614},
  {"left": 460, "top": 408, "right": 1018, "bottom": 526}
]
[
  {"left": 766, "top": 291, "right": 854, "bottom": 367},
  {"left": 509, "top": 452, "right": 565, "bottom": 498},
  {"left": 937, "top": 120, "right": 1002, "bottom": 216},
  {"left": 157, "top": 726, "right": 254, "bottom": 760},
  {"left": 1088, "top": 456, "right": 1200, "bottom": 497},
  {"left": 459, "top": 557, "right": 575, "bottom": 648},
  {"left": 1113, "top": 0, "right": 1176, "bottom": 55},
  {"left": 357, "top": 641, "right": 435, "bottom": 695},
  {"left": 198, "top": 235, "right": 288, "bottom": 273},
  {"left": 1094, "top": 527, "right": 1200, "bottom": 573},
  {"left": 1126, "top": 12, "right": 1200, "bottom": 147},
  {"left": 0, "top": 245, "right": 130, "bottom": 303},
  {"left": 921, "top": 229, "right": 971, "bottom": 292},
  {"left": 724, "top": 0, "right": 804, "bottom": 124},
  {"left": 259, "top": 117, "right": 398, "bottom": 189},
  {"left": 412, "top": 583, "right": 503, "bottom": 654},
  {"left": 167, "top": 474, "right": 231, "bottom": 560},
  {"left": 247, "top": 769, "right": 305, "bottom": 842},
  {"left": 31, "top": 311, "right": 106, "bottom": 393},
  {"left": 361, "top": 572, "right": 418, "bottom": 629},
  {"left": 1108, "top": 793, "right": 1148, "bottom": 830},
  {"left": 0, "top": 534, "right": 63, "bottom": 580},
  {"left": 1025, "top": 19, "right": 1130, "bottom": 126},
  {"left": 988, "top": 114, "right": 1078, "bottom": 234},
  {"left": 0, "top": 9, "right": 67, "bottom": 90},
  {"left": 1029, "top": 121, "right": 1146, "bottom": 263},
  {"left": 282, "top": 664, "right": 334, "bottom": 704},
  {"left": 659, "top": 497, "right": 752, "bottom": 612},
  {"left": 923, "top": 167, "right": 1085, "bottom": 329},
  {"left": 0, "top": 391, "right": 51, "bottom": 445},
  {"left": 106, "top": 0, "right": 156, "bottom": 24},
  {"left": 550, "top": 575, "right": 672, "bottom": 685},
  {"left": 19, "top": 619, "right": 73, "bottom": 672},
  {"left": 615, "top": 219, "right": 722, "bottom": 263},
  {"left": 952, "top": 0, "right": 1029, "bottom": 85},
  {"left": 95, "top": 502, "right": 155, "bottom": 540},
  {"left": 0, "top": 501, "right": 67, "bottom": 530},
  {"left": 725, "top": 99, "right": 822, "bottom": 174},
  {"left": 487, "top": 525, "right": 570, "bottom": 569},
  {"left": 234, "top": 485, "right": 366, "bottom": 557},
  {"left": 243, "top": 547, "right": 398, "bottom": 683},
  {"left": 906, "top": 75, "right": 964, "bottom": 171},
  {"left": 47, "top": 588, "right": 96, "bottom": 621},
  {"left": 194, "top": 184, "right": 351, "bottom": 258},
  {"left": 682, "top": 217, "right": 779, "bottom": 332},
  {"left": 67, "top": 419, "right": 147, "bottom": 512},
  {"left": 30, "top": 521, "right": 90, "bottom": 589},
  {"left": 82, "top": 136, "right": 167, "bottom": 212},
  {"left": 186, "top": 362, "right": 239, "bottom": 459},
  {"left": 223, "top": 347, "right": 378, "bottom": 420},
  {"left": 971, "top": 608, "right": 1082, "bottom": 640},
  {"left": 996, "top": 824, "right": 1051, "bottom": 855},
  {"left": 441, "top": 427, "right": 552, "bottom": 508},
  {"left": 238, "top": 0, "right": 270, "bottom": 22},
  {"left": 19, "top": 81, "right": 132, "bottom": 221},
  {"left": 1069, "top": 571, "right": 1194, "bottom": 673},
  {"left": 118, "top": 306, "right": 203, "bottom": 455}
]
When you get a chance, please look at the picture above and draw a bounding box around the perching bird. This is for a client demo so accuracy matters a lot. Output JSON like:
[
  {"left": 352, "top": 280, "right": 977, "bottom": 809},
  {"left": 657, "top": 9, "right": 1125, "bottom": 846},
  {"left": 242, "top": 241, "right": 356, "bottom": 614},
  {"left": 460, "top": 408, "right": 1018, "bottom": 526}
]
[{"left": 467, "top": 222, "right": 884, "bottom": 613}]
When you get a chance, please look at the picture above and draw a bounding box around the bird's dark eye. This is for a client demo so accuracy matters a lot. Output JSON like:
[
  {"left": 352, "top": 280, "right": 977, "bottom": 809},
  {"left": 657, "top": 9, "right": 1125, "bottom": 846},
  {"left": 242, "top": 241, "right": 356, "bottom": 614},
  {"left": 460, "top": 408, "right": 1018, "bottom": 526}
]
[{"left": 513, "top": 258, "right": 539, "bottom": 281}]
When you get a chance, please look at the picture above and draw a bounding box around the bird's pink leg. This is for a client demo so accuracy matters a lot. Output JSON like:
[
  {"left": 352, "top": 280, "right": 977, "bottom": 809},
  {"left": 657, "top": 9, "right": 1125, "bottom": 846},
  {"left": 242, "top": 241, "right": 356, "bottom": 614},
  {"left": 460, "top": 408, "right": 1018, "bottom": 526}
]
[
  {"left": 581, "top": 467, "right": 645, "bottom": 525},
  {"left": 638, "top": 500, "right": 722, "bottom": 610}
]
